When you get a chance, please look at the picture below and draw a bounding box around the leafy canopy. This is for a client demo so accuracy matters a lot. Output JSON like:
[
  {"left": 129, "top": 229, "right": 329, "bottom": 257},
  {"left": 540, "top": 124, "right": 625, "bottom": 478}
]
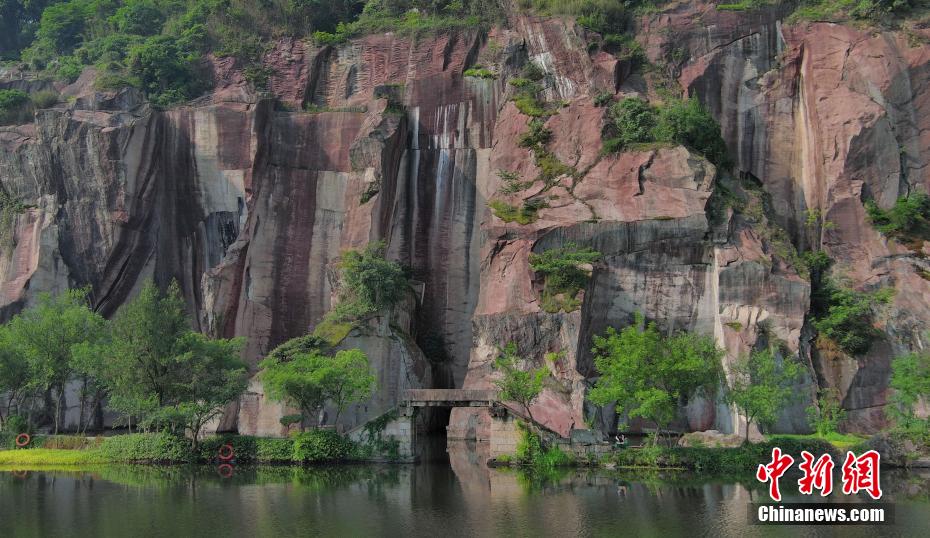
[
  {"left": 76, "top": 280, "right": 246, "bottom": 445},
  {"left": 260, "top": 340, "right": 375, "bottom": 428},
  {"left": 492, "top": 342, "right": 548, "bottom": 422},
  {"left": 589, "top": 313, "right": 722, "bottom": 437},
  {"left": 602, "top": 96, "right": 730, "bottom": 168},
  {"left": 889, "top": 349, "right": 930, "bottom": 430},
  {"left": 865, "top": 192, "right": 930, "bottom": 243},
  {"left": 727, "top": 348, "right": 804, "bottom": 442}
]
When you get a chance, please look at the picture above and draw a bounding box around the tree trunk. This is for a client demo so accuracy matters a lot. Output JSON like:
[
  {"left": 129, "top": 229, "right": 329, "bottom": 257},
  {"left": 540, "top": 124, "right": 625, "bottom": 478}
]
[
  {"left": 744, "top": 417, "right": 751, "bottom": 444},
  {"left": 54, "top": 386, "right": 62, "bottom": 435}
]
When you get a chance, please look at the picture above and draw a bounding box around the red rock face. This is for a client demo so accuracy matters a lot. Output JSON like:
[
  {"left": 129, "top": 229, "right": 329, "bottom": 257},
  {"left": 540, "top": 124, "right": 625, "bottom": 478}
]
[{"left": 3, "top": 4, "right": 929, "bottom": 436}]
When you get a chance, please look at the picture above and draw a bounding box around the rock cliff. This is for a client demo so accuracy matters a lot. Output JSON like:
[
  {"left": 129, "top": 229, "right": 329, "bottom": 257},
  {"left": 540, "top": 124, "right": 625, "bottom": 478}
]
[{"left": 2, "top": 2, "right": 928, "bottom": 436}]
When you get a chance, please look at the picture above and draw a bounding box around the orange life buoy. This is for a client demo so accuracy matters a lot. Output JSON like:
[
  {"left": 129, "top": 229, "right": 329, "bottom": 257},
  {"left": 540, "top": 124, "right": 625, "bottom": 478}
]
[
  {"left": 14, "top": 433, "right": 30, "bottom": 447},
  {"left": 217, "top": 443, "right": 235, "bottom": 461},
  {"left": 217, "top": 463, "right": 234, "bottom": 478}
]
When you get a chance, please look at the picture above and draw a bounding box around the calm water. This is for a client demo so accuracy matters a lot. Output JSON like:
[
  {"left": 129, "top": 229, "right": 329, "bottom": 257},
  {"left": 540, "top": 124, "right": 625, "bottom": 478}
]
[{"left": 1, "top": 441, "right": 929, "bottom": 537}]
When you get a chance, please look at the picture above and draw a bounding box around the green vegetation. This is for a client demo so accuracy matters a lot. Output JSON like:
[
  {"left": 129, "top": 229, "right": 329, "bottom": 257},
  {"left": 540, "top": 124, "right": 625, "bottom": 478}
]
[
  {"left": 602, "top": 97, "right": 730, "bottom": 167},
  {"left": 0, "top": 89, "right": 32, "bottom": 124},
  {"left": 806, "top": 387, "right": 847, "bottom": 437},
  {"left": 727, "top": 348, "right": 805, "bottom": 442},
  {"left": 1, "top": 1, "right": 503, "bottom": 107},
  {"left": 492, "top": 343, "right": 548, "bottom": 422},
  {"left": 606, "top": 436, "right": 838, "bottom": 472},
  {"left": 292, "top": 429, "right": 354, "bottom": 462},
  {"left": 528, "top": 243, "right": 601, "bottom": 313},
  {"left": 73, "top": 280, "right": 246, "bottom": 449},
  {"left": 310, "top": 241, "right": 407, "bottom": 345},
  {"left": 260, "top": 346, "right": 374, "bottom": 429},
  {"left": 589, "top": 313, "right": 723, "bottom": 444},
  {"left": 0, "top": 431, "right": 362, "bottom": 465},
  {"left": 811, "top": 280, "right": 893, "bottom": 356},
  {"left": 488, "top": 198, "right": 547, "bottom": 225},
  {"left": 0, "top": 281, "right": 247, "bottom": 449},
  {"left": 509, "top": 420, "right": 573, "bottom": 468},
  {"left": 889, "top": 348, "right": 930, "bottom": 431},
  {"left": 0, "top": 288, "right": 105, "bottom": 434},
  {"left": 463, "top": 66, "right": 497, "bottom": 79},
  {"left": 789, "top": 0, "right": 921, "bottom": 23},
  {"left": 865, "top": 192, "right": 930, "bottom": 246}
]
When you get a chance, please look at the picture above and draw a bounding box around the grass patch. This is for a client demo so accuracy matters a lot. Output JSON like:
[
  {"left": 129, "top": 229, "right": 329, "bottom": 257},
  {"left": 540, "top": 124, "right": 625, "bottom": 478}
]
[
  {"left": 312, "top": 318, "right": 355, "bottom": 347},
  {"left": 0, "top": 448, "right": 107, "bottom": 466},
  {"left": 489, "top": 199, "right": 546, "bottom": 225},
  {"left": 769, "top": 433, "right": 868, "bottom": 452},
  {"left": 464, "top": 66, "right": 497, "bottom": 79}
]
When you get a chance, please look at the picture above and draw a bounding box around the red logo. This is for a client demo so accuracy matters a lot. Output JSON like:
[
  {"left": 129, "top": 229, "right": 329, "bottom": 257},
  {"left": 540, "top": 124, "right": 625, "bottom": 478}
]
[
  {"left": 798, "top": 451, "right": 834, "bottom": 496},
  {"left": 757, "top": 447, "right": 883, "bottom": 501},
  {"left": 841, "top": 450, "right": 882, "bottom": 500},
  {"left": 756, "top": 447, "right": 794, "bottom": 502}
]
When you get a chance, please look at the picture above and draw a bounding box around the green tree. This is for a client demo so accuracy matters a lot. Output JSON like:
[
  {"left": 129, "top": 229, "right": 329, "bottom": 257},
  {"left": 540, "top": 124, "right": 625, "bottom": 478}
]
[
  {"left": 160, "top": 332, "right": 247, "bottom": 449},
  {"left": 82, "top": 279, "right": 246, "bottom": 440},
  {"left": 806, "top": 387, "right": 847, "bottom": 437},
  {"left": 260, "top": 345, "right": 374, "bottom": 428},
  {"left": 127, "top": 34, "right": 201, "bottom": 106},
  {"left": 5, "top": 287, "right": 105, "bottom": 434},
  {"left": 336, "top": 240, "right": 408, "bottom": 317},
  {"left": 588, "top": 313, "right": 722, "bottom": 444},
  {"left": 865, "top": 192, "right": 930, "bottom": 242},
  {"left": 727, "top": 348, "right": 804, "bottom": 443},
  {"left": 492, "top": 342, "right": 548, "bottom": 422},
  {"left": 260, "top": 350, "right": 327, "bottom": 430},
  {"left": 317, "top": 348, "right": 375, "bottom": 424},
  {"left": 0, "top": 325, "right": 31, "bottom": 429},
  {"left": 889, "top": 349, "right": 930, "bottom": 430}
]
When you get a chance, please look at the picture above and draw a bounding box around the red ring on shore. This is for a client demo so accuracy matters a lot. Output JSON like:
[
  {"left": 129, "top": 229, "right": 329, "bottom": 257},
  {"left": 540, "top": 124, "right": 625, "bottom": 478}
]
[
  {"left": 217, "top": 464, "right": 234, "bottom": 478},
  {"left": 217, "top": 443, "right": 235, "bottom": 461},
  {"left": 14, "top": 433, "right": 30, "bottom": 447}
]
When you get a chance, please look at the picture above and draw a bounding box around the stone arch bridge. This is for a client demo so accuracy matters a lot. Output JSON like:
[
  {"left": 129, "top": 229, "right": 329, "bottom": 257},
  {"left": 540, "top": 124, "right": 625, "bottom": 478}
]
[{"left": 348, "top": 389, "right": 608, "bottom": 462}]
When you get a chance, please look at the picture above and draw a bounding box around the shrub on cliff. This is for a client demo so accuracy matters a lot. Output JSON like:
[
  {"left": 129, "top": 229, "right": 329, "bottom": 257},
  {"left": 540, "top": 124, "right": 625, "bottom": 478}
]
[
  {"left": 602, "top": 96, "right": 729, "bottom": 167},
  {"left": 589, "top": 313, "right": 723, "bottom": 445},
  {"left": 0, "top": 89, "right": 32, "bottom": 124},
  {"left": 810, "top": 281, "right": 893, "bottom": 356},
  {"left": 528, "top": 243, "right": 601, "bottom": 312},
  {"left": 865, "top": 192, "right": 930, "bottom": 245}
]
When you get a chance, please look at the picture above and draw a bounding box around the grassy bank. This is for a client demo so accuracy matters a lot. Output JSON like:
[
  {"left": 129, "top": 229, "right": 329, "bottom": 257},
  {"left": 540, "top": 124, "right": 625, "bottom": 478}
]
[{"left": 0, "top": 430, "right": 371, "bottom": 468}]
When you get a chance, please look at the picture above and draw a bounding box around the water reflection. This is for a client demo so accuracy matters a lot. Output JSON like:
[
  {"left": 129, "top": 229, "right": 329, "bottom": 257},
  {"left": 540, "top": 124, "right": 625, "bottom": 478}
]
[{"left": 0, "top": 446, "right": 928, "bottom": 537}]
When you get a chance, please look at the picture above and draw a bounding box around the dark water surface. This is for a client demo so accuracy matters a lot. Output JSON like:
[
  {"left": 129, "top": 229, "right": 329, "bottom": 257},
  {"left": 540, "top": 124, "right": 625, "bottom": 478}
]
[{"left": 1, "top": 442, "right": 928, "bottom": 537}]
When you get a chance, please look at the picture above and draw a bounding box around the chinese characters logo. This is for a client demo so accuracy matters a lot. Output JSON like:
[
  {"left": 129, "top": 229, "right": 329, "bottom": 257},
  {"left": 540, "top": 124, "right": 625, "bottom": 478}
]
[{"left": 756, "top": 448, "right": 882, "bottom": 501}]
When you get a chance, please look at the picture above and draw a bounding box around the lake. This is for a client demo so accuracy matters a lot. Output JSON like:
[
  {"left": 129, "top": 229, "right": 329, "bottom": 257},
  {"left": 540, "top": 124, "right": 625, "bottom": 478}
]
[{"left": 1, "top": 441, "right": 928, "bottom": 537}]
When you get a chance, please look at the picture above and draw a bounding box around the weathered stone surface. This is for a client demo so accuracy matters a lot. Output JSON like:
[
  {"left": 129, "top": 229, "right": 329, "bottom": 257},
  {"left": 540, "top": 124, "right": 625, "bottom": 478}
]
[{"left": 4, "top": 3, "right": 930, "bottom": 436}]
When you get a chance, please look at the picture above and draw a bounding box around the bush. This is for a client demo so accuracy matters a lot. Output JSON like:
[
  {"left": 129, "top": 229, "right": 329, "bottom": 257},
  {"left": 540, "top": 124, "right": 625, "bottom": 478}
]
[
  {"left": 0, "top": 89, "right": 31, "bottom": 124},
  {"left": 529, "top": 243, "right": 601, "bottom": 312},
  {"left": 257, "top": 437, "right": 296, "bottom": 462},
  {"left": 653, "top": 97, "right": 730, "bottom": 167},
  {"left": 292, "top": 429, "right": 355, "bottom": 463},
  {"left": 96, "top": 433, "right": 193, "bottom": 463},
  {"left": 489, "top": 199, "right": 545, "bottom": 225},
  {"left": 865, "top": 193, "right": 930, "bottom": 244},
  {"left": 605, "top": 97, "right": 656, "bottom": 149},
  {"left": 812, "top": 282, "right": 893, "bottom": 355}
]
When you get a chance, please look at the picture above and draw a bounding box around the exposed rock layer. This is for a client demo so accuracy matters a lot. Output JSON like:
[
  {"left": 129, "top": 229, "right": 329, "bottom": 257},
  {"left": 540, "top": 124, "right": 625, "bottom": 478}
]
[{"left": 2, "top": 4, "right": 929, "bottom": 436}]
